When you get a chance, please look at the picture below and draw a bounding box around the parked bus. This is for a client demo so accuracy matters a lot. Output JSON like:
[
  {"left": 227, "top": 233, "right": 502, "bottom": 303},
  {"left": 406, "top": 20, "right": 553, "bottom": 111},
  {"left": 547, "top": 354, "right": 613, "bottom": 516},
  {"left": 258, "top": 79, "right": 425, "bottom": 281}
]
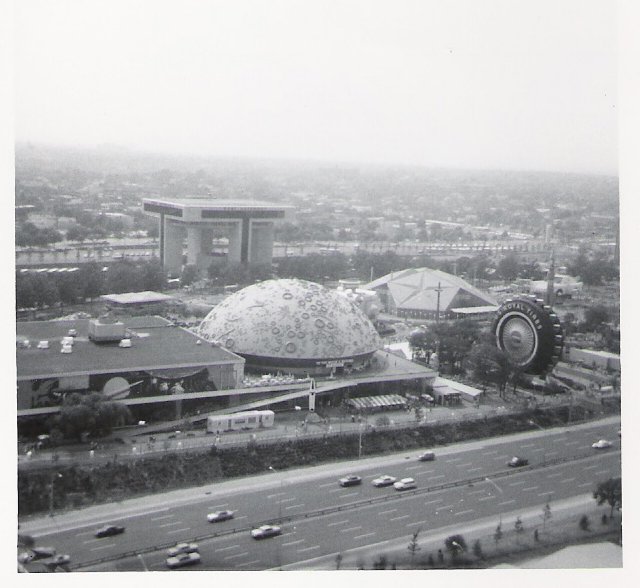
[{"left": 207, "top": 410, "right": 275, "bottom": 433}]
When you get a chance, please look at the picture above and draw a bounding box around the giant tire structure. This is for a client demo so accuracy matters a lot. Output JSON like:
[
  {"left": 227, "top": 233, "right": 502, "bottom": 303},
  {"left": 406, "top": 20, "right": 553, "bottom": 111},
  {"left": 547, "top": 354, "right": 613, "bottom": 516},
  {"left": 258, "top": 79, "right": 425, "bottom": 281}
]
[{"left": 492, "top": 295, "right": 564, "bottom": 374}]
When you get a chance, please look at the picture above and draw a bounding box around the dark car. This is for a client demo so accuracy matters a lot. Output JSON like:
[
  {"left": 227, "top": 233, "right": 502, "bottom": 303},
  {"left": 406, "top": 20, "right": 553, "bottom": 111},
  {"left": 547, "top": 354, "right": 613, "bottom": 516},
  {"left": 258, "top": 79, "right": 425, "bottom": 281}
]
[
  {"left": 418, "top": 451, "right": 435, "bottom": 462},
  {"left": 507, "top": 456, "right": 529, "bottom": 468},
  {"left": 338, "top": 474, "right": 362, "bottom": 487},
  {"left": 95, "top": 524, "right": 125, "bottom": 538}
]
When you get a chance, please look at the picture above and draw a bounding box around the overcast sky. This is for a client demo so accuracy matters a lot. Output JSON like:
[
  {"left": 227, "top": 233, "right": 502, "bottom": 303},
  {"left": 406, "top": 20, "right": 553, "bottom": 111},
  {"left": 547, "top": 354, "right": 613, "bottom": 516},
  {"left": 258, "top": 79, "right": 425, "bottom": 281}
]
[{"left": 14, "top": 0, "right": 617, "bottom": 174}]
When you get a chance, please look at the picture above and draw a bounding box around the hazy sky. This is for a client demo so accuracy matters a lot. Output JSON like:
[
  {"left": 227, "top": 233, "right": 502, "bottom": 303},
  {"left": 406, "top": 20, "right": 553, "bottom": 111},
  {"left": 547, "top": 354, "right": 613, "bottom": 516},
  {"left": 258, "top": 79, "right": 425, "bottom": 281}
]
[{"left": 14, "top": 0, "right": 618, "bottom": 174}]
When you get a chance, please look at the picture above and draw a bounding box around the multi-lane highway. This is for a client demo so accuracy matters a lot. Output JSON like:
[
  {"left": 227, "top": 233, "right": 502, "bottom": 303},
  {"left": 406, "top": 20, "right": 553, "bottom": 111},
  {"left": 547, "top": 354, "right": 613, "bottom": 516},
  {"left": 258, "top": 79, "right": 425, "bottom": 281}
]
[{"left": 26, "top": 418, "right": 620, "bottom": 571}]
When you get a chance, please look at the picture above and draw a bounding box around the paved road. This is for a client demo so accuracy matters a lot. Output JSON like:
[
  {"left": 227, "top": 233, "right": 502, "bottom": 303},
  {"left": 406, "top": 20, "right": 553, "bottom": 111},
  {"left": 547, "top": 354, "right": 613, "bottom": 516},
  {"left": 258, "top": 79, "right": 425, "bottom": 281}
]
[{"left": 22, "top": 417, "right": 620, "bottom": 571}]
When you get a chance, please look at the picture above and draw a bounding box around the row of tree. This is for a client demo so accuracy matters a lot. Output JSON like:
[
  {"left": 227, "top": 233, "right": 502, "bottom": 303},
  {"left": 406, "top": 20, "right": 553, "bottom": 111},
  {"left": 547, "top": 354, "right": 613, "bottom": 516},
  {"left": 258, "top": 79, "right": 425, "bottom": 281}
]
[{"left": 15, "top": 260, "right": 166, "bottom": 309}]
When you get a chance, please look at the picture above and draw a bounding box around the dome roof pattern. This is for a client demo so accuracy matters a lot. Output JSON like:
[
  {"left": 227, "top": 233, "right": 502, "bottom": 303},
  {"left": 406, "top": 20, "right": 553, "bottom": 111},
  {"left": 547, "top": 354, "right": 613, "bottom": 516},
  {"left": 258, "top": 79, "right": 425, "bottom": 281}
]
[{"left": 197, "top": 279, "right": 381, "bottom": 361}]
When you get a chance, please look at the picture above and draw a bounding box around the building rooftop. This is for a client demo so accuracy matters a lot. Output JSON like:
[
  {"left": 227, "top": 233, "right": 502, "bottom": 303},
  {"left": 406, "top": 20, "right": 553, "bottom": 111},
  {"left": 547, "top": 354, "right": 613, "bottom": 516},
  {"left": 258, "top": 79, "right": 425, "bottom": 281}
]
[
  {"left": 16, "top": 316, "right": 243, "bottom": 380},
  {"left": 100, "top": 291, "right": 174, "bottom": 305}
]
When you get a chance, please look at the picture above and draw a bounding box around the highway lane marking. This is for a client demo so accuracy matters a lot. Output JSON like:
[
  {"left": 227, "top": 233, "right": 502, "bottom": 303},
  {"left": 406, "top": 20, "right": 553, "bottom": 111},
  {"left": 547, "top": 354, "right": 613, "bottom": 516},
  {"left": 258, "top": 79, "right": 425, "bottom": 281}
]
[
  {"left": 151, "top": 514, "right": 175, "bottom": 521},
  {"left": 285, "top": 504, "right": 304, "bottom": 510},
  {"left": 159, "top": 521, "right": 183, "bottom": 528},
  {"left": 267, "top": 492, "right": 287, "bottom": 499},
  {"left": 425, "top": 498, "right": 443, "bottom": 505},
  {"left": 353, "top": 533, "right": 376, "bottom": 540},
  {"left": 167, "top": 527, "right": 191, "bottom": 535},
  {"left": 522, "top": 486, "right": 539, "bottom": 492},
  {"left": 478, "top": 496, "right": 496, "bottom": 502},
  {"left": 328, "top": 488, "right": 344, "bottom": 493},
  {"left": 583, "top": 465, "right": 599, "bottom": 470},
  {"left": 468, "top": 489, "right": 487, "bottom": 495},
  {"left": 458, "top": 462, "right": 473, "bottom": 468},
  {"left": 509, "top": 481, "right": 526, "bottom": 486},
  {"left": 318, "top": 482, "right": 335, "bottom": 488},
  {"left": 339, "top": 492, "right": 360, "bottom": 499},
  {"left": 379, "top": 509, "right": 397, "bottom": 515},
  {"left": 498, "top": 499, "right": 516, "bottom": 506},
  {"left": 216, "top": 544, "right": 240, "bottom": 552},
  {"left": 538, "top": 491, "right": 555, "bottom": 497},
  {"left": 208, "top": 503, "right": 228, "bottom": 509},
  {"left": 530, "top": 448, "right": 545, "bottom": 453},
  {"left": 430, "top": 474, "right": 445, "bottom": 480},
  {"left": 224, "top": 552, "right": 249, "bottom": 561},
  {"left": 520, "top": 443, "right": 536, "bottom": 448},
  {"left": 547, "top": 472, "right": 564, "bottom": 478},
  {"left": 437, "top": 505, "right": 455, "bottom": 511},
  {"left": 282, "top": 539, "right": 305, "bottom": 547},
  {"left": 565, "top": 441, "right": 580, "bottom": 445},
  {"left": 278, "top": 497, "right": 297, "bottom": 503},
  {"left": 467, "top": 467, "right": 483, "bottom": 473},
  {"left": 481, "top": 450, "right": 499, "bottom": 455},
  {"left": 90, "top": 543, "right": 116, "bottom": 551},
  {"left": 82, "top": 538, "right": 103, "bottom": 545},
  {"left": 405, "top": 465, "right": 422, "bottom": 471},
  {"left": 235, "top": 515, "right": 248, "bottom": 521},
  {"left": 407, "top": 520, "right": 428, "bottom": 527},
  {"left": 455, "top": 509, "right": 474, "bottom": 516},
  {"left": 389, "top": 514, "right": 410, "bottom": 522},
  {"left": 578, "top": 482, "right": 594, "bottom": 488},
  {"left": 447, "top": 457, "right": 462, "bottom": 462},
  {"left": 327, "top": 520, "right": 349, "bottom": 527},
  {"left": 340, "top": 526, "right": 362, "bottom": 533},
  {"left": 298, "top": 545, "right": 321, "bottom": 553},
  {"left": 237, "top": 560, "right": 261, "bottom": 567},
  {"left": 561, "top": 478, "right": 576, "bottom": 484},
  {"left": 594, "top": 470, "right": 610, "bottom": 476}
]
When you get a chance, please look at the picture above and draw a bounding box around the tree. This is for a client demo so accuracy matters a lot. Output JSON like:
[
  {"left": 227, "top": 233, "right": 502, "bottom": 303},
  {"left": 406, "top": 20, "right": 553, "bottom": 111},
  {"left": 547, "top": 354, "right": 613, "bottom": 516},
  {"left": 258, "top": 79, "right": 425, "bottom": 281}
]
[
  {"left": 494, "top": 523, "right": 503, "bottom": 546},
  {"left": 444, "top": 534, "right": 467, "bottom": 561},
  {"left": 181, "top": 264, "right": 199, "bottom": 287},
  {"left": 498, "top": 253, "right": 521, "bottom": 281},
  {"left": 465, "top": 342, "right": 512, "bottom": 396},
  {"left": 593, "top": 477, "right": 622, "bottom": 518},
  {"left": 472, "top": 539, "right": 484, "bottom": 560},
  {"left": 583, "top": 305, "right": 610, "bottom": 332},
  {"left": 51, "top": 392, "right": 131, "bottom": 441},
  {"left": 541, "top": 503, "right": 552, "bottom": 530},
  {"left": 514, "top": 516, "right": 524, "bottom": 533},
  {"left": 579, "top": 515, "right": 591, "bottom": 531},
  {"left": 407, "top": 529, "right": 421, "bottom": 560},
  {"left": 80, "top": 262, "right": 106, "bottom": 300}
]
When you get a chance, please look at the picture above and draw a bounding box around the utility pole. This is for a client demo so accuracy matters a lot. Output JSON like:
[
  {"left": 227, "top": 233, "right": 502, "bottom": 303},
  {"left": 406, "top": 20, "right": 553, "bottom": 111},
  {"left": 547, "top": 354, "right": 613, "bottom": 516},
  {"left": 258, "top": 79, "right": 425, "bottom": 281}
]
[
  {"left": 545, "top": 248, "right": 555, "bottom": 306},
  {"left": 49, "top": 473, "right": 62, "bottom": 517},
  {"left": 435, "top": 282, "right": 443, "bottom": 323}
]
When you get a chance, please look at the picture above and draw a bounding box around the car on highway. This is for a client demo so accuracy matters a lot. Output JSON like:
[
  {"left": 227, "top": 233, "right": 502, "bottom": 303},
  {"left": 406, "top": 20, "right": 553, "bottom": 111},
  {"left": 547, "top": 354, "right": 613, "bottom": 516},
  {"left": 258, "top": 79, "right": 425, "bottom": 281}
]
[
  {"left": 393, "top": 477, "right": 417, "bottom": 491},
  {"left": 251, "top": 524, "right": 282, "bottom": 540},
  {"left": 418, "top": 450, "right": 436, "bottom": 462},
  {"left": 207, "top": 510, "right": 235, "bottom": 523},
  {"left": 592, "top": 439, "right": 613, "bottom": 449},
  {"left": 17, "top": 547, "right": 57, "bottom": 564},
  {"left": 43, "top": 554, "right": 72, "bottom": 570},
  {"left": 167, "top": 542, "right": 199, "bottom": 557},
  {"left": 372, "top": 475, "right": 397, "bottom": 487},
  {"left": 507, "top": 456, "right": 529, "bottom": 468},
  {"left": 166, "top": 552, "right": 201, "bottom": 569},
  {"left": 339, "top": 474, "right": 362, "bottom": 487},
  {"left": 94, "top": 524, "right": 125, "bottom": 538}
]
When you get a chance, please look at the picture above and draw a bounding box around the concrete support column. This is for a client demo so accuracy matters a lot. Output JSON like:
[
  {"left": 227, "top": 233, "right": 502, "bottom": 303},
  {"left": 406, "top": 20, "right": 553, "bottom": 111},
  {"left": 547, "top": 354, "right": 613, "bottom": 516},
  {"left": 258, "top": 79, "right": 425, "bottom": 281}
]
[
  {"left": 186, "top": 226, "right": 203, "bottom": 267},
  {"left": 249, "top": 221, "right": 274, "bottom": 264},
  {"left": 227, "top": 221, "right": 242, "bottom": 264},
  {"left": 163, "top": 221, "right": 184, "bottom": 275}
]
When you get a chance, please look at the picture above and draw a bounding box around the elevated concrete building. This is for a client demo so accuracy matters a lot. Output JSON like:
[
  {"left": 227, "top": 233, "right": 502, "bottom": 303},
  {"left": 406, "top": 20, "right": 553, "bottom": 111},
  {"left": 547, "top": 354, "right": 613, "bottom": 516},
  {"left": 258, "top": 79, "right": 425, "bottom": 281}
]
[{"left": 143, "top": 198, "right": 292, "bottom": 274}]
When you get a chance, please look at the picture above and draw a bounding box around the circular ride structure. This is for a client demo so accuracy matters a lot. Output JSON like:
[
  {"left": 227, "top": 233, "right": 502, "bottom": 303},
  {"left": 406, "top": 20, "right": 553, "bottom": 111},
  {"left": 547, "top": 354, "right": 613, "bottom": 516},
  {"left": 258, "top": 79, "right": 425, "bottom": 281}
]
[{"left": 492, "top": 295, "right": 564, "bottom": 374}]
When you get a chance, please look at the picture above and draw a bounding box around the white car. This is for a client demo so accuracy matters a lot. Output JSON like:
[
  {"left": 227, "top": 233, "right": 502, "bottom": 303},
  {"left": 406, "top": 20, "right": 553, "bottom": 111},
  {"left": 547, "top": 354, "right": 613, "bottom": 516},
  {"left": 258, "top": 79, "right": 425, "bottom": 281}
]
[
  {"left": 167, "top": 542, "right": 199, "bottom": 557},
  {"left": 393, "top": 477, "right": 417, "bottom": 491},
  {"left": 372, "top": 475, "right": 397, "bottom": 487},
  {"left": 207, "top": 510, "right": 235, "bottom": 523},
  {"left": 251, "top": 524, "right": 282, "bottom": 539},
  {"left": 592, "top": 439, "right": 612, "bottom": 449},
  {"left": 166, "top": 552, "right": 201, "bottom": 569}
]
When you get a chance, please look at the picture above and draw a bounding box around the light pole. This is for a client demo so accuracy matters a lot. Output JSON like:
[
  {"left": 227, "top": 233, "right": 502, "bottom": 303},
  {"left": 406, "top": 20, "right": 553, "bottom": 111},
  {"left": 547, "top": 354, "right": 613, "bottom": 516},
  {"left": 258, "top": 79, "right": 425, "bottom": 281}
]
[
  {"left": 49, "top": 473, "right": 62, "bottom": 517},
  {"left": 268, "top": 466, "right": 283, "bottom": 522}
]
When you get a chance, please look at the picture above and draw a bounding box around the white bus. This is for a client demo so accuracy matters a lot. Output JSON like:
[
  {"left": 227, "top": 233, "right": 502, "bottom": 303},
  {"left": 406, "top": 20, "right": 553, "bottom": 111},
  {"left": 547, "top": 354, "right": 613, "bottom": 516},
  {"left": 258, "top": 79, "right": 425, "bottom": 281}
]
[{"left": 207, "top": 410, "right": 275, "bottom": 433}]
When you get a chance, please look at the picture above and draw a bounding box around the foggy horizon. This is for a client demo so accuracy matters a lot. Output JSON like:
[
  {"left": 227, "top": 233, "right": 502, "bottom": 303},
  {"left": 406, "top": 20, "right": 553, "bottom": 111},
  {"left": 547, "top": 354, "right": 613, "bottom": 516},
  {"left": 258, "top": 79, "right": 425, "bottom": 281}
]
[{"left": 14, "top": 0, "right": 617, "bottom": 176}]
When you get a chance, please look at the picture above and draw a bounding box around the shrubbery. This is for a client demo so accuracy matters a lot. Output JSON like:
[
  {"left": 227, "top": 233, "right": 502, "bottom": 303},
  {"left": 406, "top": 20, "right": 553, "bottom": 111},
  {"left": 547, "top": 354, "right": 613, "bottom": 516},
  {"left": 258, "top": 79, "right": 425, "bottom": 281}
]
[{"left": 18, "top": 405, "right": 594, "bottom": 516}]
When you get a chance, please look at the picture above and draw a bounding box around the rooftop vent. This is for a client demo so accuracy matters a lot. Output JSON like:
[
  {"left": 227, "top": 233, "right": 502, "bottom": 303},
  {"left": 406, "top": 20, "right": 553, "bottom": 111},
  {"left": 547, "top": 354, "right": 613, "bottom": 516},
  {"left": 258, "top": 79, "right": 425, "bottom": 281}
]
[
  {"left": 61, "top": 345, "right": 73, "bottom": 354},
  {"left": 88, "top": 317, "right": 126, "bottom": 342},
  {"left": 118, "top": 338, "right": 132, "bottom": 348},
  {"left": 37, "top": 340, "right": 49, "bottom": 349}
]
